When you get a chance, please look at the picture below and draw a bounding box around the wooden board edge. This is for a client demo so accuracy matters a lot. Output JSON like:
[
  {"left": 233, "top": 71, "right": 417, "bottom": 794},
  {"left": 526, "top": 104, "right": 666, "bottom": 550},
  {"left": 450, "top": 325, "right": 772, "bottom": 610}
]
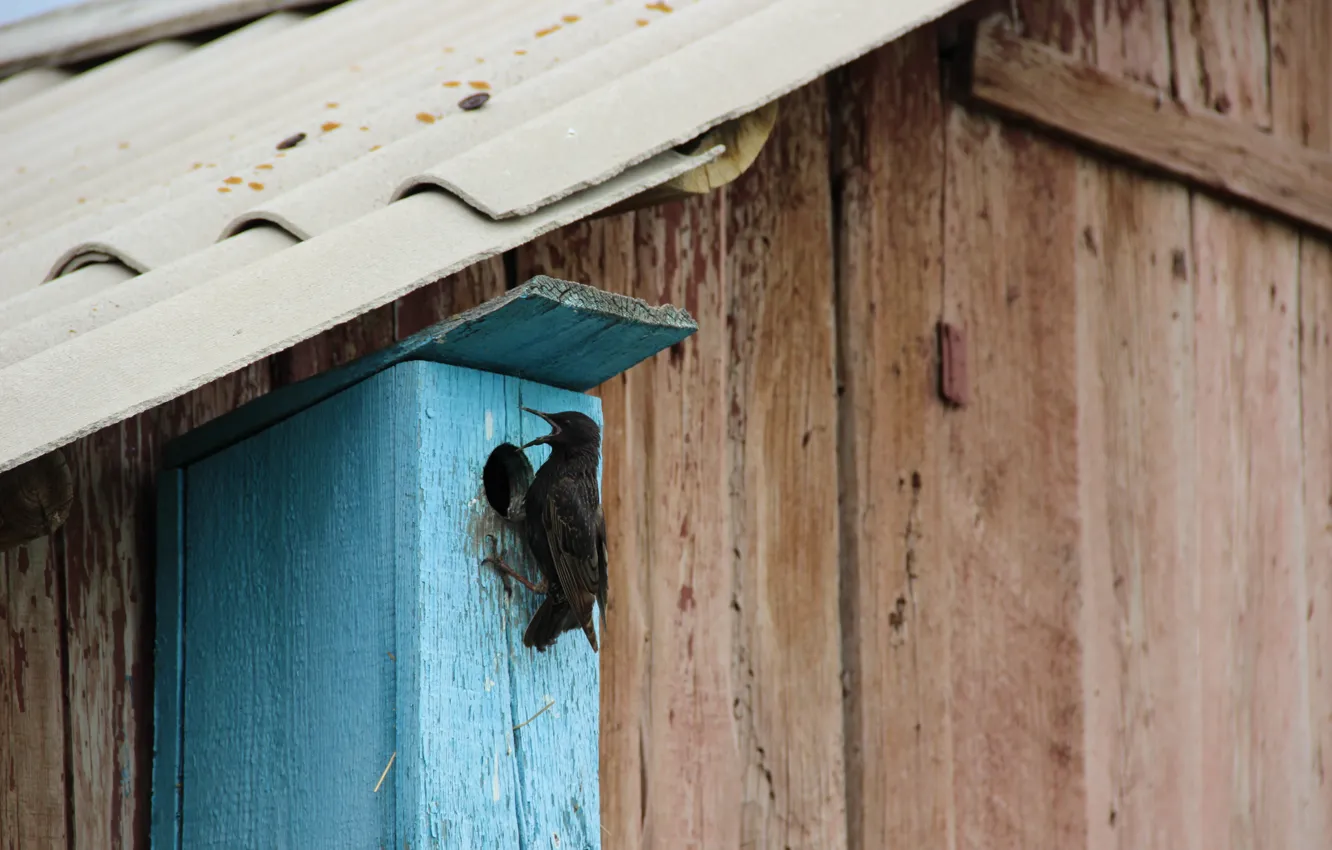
[
  {"left": 162, "top": 276, "right": 696, "bottom": 469},
  {"left": 149, "top": 467, "right": 185, "bottom": 850}
]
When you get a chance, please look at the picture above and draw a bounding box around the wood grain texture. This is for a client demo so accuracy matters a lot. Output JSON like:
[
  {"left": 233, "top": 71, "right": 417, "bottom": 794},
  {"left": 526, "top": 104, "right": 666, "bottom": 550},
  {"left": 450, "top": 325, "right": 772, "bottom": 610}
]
[
  {"left": 0, "top": 537, "right": 69, "bottom": 850},
  {"left": 394, "top": 257, "right": 507, "bottom": 340},
  {"left": 942, "top": 56, "right": 1085, "bottom": 850},
  {"left": 832, "top": 28, "right": 951, "bottom": 850},
  {"left": 726, "top": 80, "right": 846, "bottom": 850},
  {"left": 175, "top": 361, "right": 602, "bottom": 848},
  {"left": 1173, "top": 6, "right": 1311, "bottom": 848},
  {"left": 1266, "top": 1, "right": 1330, "bottom": 843},
  {"left": 1167, "top": 0, "right": 1271, "bottom": 125},
  {"left": 1064, "top": 4, "right": 1204, "bottom": 850},
  {"left": 969, "top": 17, "right": 1332, "bottom": 236}
]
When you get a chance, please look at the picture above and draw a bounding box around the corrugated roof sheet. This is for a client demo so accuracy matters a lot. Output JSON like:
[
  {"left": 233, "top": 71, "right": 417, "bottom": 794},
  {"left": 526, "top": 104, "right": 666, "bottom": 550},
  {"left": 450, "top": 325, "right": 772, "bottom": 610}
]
[{"left": 0, "top": 0, "right": 965, "bottom": 473}]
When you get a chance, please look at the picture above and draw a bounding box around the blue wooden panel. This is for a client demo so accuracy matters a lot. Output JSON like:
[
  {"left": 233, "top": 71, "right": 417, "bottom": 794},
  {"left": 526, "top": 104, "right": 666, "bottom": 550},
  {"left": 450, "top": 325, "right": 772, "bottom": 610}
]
[
  {"left": 165, "top": 360, "right": 601, "bottom": 848},
  {"left": 150, "top": 469, "right": 184, "bottom": 850},
  {"left": 502, "top": 380, "right": 603, "bottom": 850},
  {"left": 181, "top": 372, "right": 399, "bottom": 847},
  {"left": 164, "top": 275, "right": 695, "bottom": 469},
  {"left": 393, "top": 362, "right": 523, "bottom": 849}
]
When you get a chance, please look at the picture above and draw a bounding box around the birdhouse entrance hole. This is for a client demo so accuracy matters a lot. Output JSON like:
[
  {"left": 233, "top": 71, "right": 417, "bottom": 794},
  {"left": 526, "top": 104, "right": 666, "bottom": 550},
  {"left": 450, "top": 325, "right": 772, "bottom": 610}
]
[{"left": 483, "top": 442, "right": 534, "bottom": 520}]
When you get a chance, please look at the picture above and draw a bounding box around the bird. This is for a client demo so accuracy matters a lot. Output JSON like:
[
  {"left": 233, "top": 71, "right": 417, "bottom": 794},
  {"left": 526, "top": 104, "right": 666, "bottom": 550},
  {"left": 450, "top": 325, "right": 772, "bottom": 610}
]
[{"left": 482, "top": 407, "right": 607, "bottom": 653}]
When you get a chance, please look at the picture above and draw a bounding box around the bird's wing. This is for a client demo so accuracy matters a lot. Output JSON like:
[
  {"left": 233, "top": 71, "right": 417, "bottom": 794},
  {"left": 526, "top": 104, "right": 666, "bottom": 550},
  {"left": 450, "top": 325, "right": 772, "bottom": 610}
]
[
  {"left": 595, "top": 503, "right": 608, "bottom": 624},
  {"left": 543, "top": 473, "right": 602, "bottom": 626}
]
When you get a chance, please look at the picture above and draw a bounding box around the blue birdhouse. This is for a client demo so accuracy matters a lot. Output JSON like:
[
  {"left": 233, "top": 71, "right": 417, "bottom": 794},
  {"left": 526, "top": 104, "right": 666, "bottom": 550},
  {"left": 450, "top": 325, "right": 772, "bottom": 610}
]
[{"left": 150, "top": 277, "right": 696, "bottom": 849}]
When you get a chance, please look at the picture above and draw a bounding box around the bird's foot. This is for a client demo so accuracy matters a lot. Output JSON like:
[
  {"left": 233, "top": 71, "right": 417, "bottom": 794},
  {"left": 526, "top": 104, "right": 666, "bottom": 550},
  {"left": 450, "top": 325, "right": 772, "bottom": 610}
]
[{"left": 481, "top": 535, "right": 547, "bottom": 594}]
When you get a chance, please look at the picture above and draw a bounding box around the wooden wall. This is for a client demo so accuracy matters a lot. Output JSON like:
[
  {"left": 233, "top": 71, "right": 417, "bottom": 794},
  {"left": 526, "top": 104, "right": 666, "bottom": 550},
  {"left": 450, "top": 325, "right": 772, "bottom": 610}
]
[{"left": 3, "top": 0, "right": 1331, "bottom": 847}]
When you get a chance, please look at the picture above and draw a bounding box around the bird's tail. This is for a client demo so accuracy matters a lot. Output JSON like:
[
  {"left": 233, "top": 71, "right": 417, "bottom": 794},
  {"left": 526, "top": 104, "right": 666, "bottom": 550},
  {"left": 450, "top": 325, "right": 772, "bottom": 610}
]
[{"left": 523, "top": 598, "right": 581, "bottom": 651}]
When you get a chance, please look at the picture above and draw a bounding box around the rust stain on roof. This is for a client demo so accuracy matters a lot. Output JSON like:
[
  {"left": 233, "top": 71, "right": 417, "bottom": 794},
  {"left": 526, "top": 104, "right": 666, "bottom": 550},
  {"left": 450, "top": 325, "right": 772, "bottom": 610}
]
[
  {"left": 217, "top": 187, "right": 231, "bottom": 193},
  {"left": 369, "top": 144, "right": 382, "bottom": 152},
  {"left": 536, "top": 24, "right": 561, "bottom": 37},
  {"left": 646, "top": 1, "right": 673, "bottom": 11},
  {"left": 325, "top": 101, "right": 339, "bottom": 108},
  {"left": 321, "top": 121, "right": 341, "bottom": 132},
  {"left": 416, "top": 112, "right": 437, "bottom": 124},
  {"left": 256, "top": 164, "right": 273, "bottom": 170},
  {"left": 443, "top": 80, "right": 461, "bottom": 87},
  {"left": 248, "top": 182, "right": 264, "bottom": 191},
  {"left": 223, "top": 176, "right": 242, "bottom": 185},
  {"left": 636, "top": 18, "right": 649, "bottom": 26},
  {"left": 562, "top": 14, "right": 581, "bottom": 23},
  {"left": 118, "top": 141, "right": 130, "bottom": 149},
  {"left": 514, "top": 49, "right": 527, "bottom": 55},
  {"left": 468, "top": 80, "right": 490, "bottom": 91}
]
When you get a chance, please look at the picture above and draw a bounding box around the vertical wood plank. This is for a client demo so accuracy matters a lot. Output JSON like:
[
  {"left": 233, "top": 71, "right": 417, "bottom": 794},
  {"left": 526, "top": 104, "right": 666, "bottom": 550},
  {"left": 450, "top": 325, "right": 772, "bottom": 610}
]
[
  {"left": 941, "top": 53, "right": 1085, "bottom": 850},
  {"left": 1168, "top": 0, "right": 1272, "bottom": 126},
  {"left": 273, "top": 305, "right": 397, "bottom": 386},
  {"left": 1267, "top": 2, "right": 1331, "bottom": 843},
  {"left": 726, "top": 80, "right": 846, "bottom": 850},
  {"left": 1071, "top": 4, "right": 1203, "bottom": 850},
  {"left": 1, "top": 538, "right": 69, "bottom": 849},
  {"left": 394, "top": 258, "right": 507, "bottom": 339},
  {"left": 832, "top": 28, "right": 951, "bottom": 850},
  {"left": 1172, "top": 8, "right": 1309, "bottom": 850}
]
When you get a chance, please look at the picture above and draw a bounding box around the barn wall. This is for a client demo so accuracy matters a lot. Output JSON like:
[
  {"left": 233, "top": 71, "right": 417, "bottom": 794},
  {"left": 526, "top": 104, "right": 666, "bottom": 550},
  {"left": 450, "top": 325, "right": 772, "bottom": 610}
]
[{"left": 3, "top": 0, "right": 1332, "bottom": 848}]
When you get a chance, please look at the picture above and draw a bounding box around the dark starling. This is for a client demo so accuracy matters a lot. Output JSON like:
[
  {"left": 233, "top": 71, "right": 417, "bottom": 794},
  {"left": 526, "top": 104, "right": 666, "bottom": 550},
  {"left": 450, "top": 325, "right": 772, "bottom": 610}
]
[{"left": 482, "top": 407, "right": 607, "bottom": 652}]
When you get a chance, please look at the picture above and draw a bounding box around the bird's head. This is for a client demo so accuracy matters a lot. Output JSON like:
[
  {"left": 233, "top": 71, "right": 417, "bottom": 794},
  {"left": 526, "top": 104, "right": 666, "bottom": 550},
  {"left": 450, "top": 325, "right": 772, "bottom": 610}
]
[{"left": 520, "top": 408, "right": 601, "bottom": 453}]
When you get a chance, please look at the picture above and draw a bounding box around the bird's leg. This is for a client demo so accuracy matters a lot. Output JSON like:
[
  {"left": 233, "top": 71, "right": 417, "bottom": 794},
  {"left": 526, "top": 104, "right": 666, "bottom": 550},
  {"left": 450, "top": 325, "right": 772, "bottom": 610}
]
[{"left": 481, "top": 535, "right": 547, "bottom": 594}]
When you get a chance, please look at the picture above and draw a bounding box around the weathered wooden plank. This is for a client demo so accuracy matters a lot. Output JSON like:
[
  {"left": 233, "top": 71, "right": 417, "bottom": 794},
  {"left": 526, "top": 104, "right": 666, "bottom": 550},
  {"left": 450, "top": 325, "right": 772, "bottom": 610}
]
[
  {"left": 942, "top": 62, "right": 1085, "bottom": 850},
  {"left": 150, "top": 469, "right": 183, "bottom": 850},
  {"left": 968, "top": 17, "right": 1332, "bottom": 236},
  {"left": 273, "top": 305, "right": 397, "bottom": 387},
  {"left": 1167, "top": 0, "right": 1271, "bottom": 126},
  {"left": 1190, "top": 203, "right": 1306, "bottom": 850},
  {"left": 164, "top": 276, "right": 697, "bottom": 470},
  {"left": 1267, "top": 2, "right": 1332, "bottom": 844},
  {"left": 832, "top": 28, "right": 951, "bottom": 850},
  {"left": 1174, "top": 7, "right": 1311, "bottom": 849},
  {"left": 726, "top": 80, "right": 846, "bottom": 850},
  {"left": 1061, "top": 4, "right": 1205, "bottom": 850},
  {"left": 394, "top": 258, "right": 508, "bottom": 339},
  {"left": 0, "top": 538, "right": 69, "bottom": 850}
]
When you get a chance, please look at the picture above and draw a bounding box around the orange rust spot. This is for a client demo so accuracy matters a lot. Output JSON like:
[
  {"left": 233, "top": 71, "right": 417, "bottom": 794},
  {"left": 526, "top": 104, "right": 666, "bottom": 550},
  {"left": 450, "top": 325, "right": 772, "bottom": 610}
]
[
  {"left": 475, "top": 57, "right": 484, "bottom": 64},
  {"left": 321, "top": 121, "right": 342, "bottom": 132},
  {"left": 118, "top": 141, "right": 130, "bottom": 149},
  {"left": 468, "top": 80, "right": 490, "bottom": 91},
  {"left": 256, "top": 163, "right": 273, "bottom": 170},
  {"left": 636, "top": 18, "right": 649, "bottom": 26},
  {"left": 514, "top": 49, "right": 527, "bottom": 56},
  {"left": 77, "top": 197, "right": 87, "bottom": 204},
  {"left": 369, "top": 144, "right": 382, "bottom": 152},
  {"left": 444, "top": 46, "right": 455, "bottom": 53},
  {"left": 645, "top": 1, "right": 673, "bottom": 11},
  {"left": 536, "top": 24, "right": 560, "bottom": 37},
  {"left": 218, "top": 187, "right": 231, "bottom": 193},
  {"left": 191, "top": 162, "right": 204, "bottom": 170},
  {"left": 562, "top": 14, "right": 581, "bottom": 23},
  {"left": 326, "top": 101, "right": 339, "bottom": 108},
  {"left": 248, "top": 182, "right": 264, "bottom": 191},
  {"left": 224, "top": 176, "right": 243, "bottom": 185},
  {"left": 416, "top": 112, "right": 437, "bottom": 124},
  {"left": 360, "top": 125, "right": 369, "bottom": 131},
  {"left": 442, "top": 80, "right": 461, "bottom": 88}
]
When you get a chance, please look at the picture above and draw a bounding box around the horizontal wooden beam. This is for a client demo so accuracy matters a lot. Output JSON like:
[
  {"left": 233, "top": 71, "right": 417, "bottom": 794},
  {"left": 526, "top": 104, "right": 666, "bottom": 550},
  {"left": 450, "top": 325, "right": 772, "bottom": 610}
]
[
  {"left": 0, "top": 448, "right": 73, "bottom": 548},
  {"left": 966, "top": 16, "right": 1332, "bottom": 235}
]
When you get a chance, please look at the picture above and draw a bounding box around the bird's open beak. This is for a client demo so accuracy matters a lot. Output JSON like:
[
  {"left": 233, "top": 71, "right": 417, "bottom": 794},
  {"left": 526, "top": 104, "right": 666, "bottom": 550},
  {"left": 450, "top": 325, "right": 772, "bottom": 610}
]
[{"left": 520, "top": 407, "right": 559, "bottom": 449}]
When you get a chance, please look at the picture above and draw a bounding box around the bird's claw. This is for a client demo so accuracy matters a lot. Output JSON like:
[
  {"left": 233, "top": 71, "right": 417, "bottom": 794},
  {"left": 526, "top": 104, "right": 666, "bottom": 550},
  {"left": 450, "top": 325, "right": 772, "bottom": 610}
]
[{"left": 480, "top": 534, "right": 546, "bottom": 594}]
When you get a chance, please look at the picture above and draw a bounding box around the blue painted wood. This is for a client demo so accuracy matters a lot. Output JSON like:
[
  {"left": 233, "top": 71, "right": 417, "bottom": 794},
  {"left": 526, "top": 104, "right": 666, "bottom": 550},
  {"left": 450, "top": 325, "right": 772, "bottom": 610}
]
[
  {"left": 150, "top": 469, "right": 184, "bottom": 850},
  {"left": 161, "top": 360, "right": 602, "bottom": 849},
  {"left": 163, "top": 275, "right": 694, "bottom": 470}
]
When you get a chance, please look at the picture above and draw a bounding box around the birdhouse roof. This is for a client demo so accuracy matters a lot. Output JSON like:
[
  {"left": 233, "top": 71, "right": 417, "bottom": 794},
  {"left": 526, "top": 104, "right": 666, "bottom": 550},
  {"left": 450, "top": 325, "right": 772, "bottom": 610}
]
[{"left": 0, "top": 0, "right": 964, "bottom": 473}]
